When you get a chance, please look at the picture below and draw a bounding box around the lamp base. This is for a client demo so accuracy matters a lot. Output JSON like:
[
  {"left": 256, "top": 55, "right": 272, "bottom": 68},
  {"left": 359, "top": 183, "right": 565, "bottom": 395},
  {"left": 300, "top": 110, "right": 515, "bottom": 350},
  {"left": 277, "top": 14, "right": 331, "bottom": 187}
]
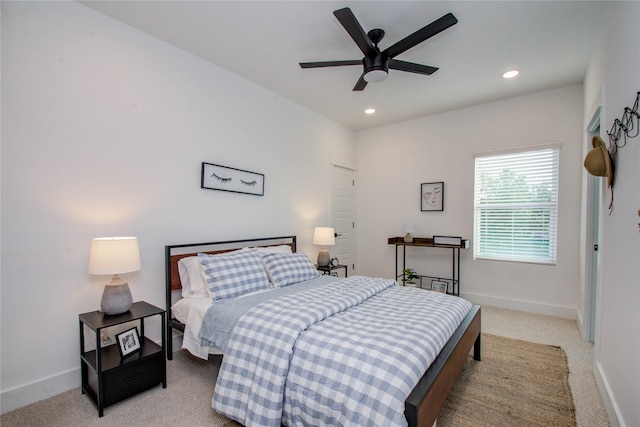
[
  {"left": 101, "top": 282, "right": 133, "bottom": 315},
  {"left": 404, "top": 233, "right": 414, "bottom": 243},
  {"left": 317, "top": 248, "right": 330, "bottom": 267}
]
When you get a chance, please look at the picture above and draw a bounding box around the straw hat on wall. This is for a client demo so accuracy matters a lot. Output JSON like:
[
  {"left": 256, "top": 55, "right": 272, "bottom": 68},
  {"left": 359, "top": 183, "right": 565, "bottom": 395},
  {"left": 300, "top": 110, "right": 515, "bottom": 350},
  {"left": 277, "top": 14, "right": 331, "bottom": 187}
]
[{"left": 584, "top": 135, "right": 614, "bottom": 187}]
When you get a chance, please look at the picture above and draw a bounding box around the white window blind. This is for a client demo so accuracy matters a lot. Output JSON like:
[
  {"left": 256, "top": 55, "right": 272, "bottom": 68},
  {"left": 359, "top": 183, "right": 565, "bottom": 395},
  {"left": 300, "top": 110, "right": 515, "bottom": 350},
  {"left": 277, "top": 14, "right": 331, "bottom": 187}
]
[{"left": 473, "top": 146, "right": 559, "bottom": 264}]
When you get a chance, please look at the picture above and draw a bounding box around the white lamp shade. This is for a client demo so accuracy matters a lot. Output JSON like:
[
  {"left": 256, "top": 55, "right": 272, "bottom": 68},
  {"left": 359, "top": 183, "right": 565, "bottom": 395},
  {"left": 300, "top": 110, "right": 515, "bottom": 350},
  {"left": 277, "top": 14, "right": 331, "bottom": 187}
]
[
  {"left": 403, "top": 222, "right": 414, "bottom": 234},
  {"left": 313, "top": 227, "right": 335, "bottom": 246},
  {"left": 89, "top": 237, "right": 141, "bottom": 275}
]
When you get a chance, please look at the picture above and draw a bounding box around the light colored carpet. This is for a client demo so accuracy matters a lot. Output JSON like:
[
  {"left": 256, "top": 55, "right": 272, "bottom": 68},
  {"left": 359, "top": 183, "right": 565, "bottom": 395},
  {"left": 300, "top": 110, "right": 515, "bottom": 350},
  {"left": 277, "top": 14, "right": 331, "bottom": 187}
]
[{"left": 1, "top": 306, "right": 610, "bottom": 426}]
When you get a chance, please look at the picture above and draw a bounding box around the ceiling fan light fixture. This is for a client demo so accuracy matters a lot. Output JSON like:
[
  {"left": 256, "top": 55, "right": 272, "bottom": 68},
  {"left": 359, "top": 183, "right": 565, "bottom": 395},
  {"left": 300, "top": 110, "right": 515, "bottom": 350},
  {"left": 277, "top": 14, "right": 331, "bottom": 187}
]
[
  {"left": 363, "top": 54, "right": 389, "bottom": 83},
  {"left": 502, "top": 69, "right": 520, "bottom": 79},
  {"left": 364, "top": 69, "right": 388, "bottom": 83}
]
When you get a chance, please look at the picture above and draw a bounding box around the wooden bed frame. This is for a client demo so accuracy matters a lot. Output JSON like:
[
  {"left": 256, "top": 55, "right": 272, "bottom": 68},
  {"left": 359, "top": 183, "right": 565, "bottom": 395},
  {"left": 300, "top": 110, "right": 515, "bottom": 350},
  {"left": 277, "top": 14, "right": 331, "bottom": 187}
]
[{"left": 165, "top": 235, "right": 481, "bottom": 427}]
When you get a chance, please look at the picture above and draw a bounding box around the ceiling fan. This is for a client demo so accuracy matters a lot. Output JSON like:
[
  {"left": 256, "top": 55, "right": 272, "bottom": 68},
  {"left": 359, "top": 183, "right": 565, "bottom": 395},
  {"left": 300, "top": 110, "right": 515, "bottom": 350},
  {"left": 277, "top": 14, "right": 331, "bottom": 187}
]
[{"left": 299, "top": 7, "right": 458, "bottom": 91}]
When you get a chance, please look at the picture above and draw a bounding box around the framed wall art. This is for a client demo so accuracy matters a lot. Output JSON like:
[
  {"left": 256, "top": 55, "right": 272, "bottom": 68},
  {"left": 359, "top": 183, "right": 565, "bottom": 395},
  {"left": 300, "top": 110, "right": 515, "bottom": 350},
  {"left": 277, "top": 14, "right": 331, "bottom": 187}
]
[
  {"left": 201, "top": 162, "right": 264, "bottom": 196},
  {"left": 421, "top": 182, "right": 444, "bottom": 211}
]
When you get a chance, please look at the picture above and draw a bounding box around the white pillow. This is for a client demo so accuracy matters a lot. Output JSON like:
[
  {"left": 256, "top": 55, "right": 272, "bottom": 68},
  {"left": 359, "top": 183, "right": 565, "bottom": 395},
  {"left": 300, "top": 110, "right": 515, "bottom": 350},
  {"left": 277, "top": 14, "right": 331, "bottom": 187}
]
[
  {"left": 178, "top": 256, "right": 210, "bottom": 298},
  {"left": 260, "top": 252, "right": 320, "bottom": 288},
  {"left": 199, "top": 249, "right": 271, "bottom": 301},
  {"left": 256, "top": 245, "right": 293, "bottom": 254}
]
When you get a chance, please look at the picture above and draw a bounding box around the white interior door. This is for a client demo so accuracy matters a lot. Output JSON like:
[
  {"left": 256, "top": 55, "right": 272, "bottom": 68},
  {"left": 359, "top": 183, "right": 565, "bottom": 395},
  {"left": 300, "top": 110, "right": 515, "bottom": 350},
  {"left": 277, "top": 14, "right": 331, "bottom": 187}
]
[
  {"left": 583, "top": 113, "right": 602, "bottom": 342},
  {"left": 584, "top": 173, "right": 601, "bottom": 341},
  {"left": 332, "top": 165, "right": 356, "bottom": 276}
]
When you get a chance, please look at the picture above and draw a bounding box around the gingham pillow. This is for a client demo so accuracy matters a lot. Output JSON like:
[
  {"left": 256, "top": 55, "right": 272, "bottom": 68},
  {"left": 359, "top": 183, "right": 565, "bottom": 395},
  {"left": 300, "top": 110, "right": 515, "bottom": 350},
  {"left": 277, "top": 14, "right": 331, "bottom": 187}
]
[
  {"left": 260, "top": 252, "right": 320, "bottom": 288},
  {"left": 199, "top": 249, "right": 270, "bottom": 301}
]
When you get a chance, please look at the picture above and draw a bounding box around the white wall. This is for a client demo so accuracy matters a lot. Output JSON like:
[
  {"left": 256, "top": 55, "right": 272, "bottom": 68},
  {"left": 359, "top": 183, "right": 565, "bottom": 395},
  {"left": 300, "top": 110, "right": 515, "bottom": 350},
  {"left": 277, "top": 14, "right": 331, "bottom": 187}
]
[
  {"left": 356, "top": 85, "right": 584, "bottom": 318},
  {"left": 0, "top": 1, "right": 355, "bottom": 412},
  {"left": 583, "top": 3, "right": 640, "bottom": 426}
]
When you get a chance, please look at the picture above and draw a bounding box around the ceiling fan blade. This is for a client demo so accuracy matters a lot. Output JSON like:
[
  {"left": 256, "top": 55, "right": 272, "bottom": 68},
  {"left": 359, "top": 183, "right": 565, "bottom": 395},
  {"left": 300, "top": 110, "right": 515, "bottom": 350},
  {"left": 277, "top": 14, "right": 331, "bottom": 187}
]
[
  {"left": 333, "top": 7, "right": 375, "bottom": 56},
  {"left": 389, "top": 59, "right": 438, "bottom": 75},
  {"left": 383, "top": 13, "right": 457, "bottom": 59},
  {"left": 299, "top": 60, "right": 362, "bottom": 69},
  {"left": 352, "top": 74, "right": 368, "bottom": 91}
]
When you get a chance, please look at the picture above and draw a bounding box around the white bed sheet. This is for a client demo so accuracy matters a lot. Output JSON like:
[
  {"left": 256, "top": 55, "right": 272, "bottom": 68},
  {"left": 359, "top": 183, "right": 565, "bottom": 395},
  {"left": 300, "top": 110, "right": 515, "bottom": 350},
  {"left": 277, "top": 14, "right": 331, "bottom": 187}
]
[
  {"left": 171, "top": 297, "right": 221, "bottom": 359},
  {"left": 171, "top": 287, "right": 276, "bottom": 359}
]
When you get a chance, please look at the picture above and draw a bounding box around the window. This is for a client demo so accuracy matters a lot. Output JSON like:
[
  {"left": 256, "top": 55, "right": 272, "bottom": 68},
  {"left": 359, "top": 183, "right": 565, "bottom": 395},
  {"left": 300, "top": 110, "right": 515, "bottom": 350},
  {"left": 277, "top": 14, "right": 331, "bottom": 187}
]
[{"left": 473, "top": 145, "right": 559, "bottom": 264}]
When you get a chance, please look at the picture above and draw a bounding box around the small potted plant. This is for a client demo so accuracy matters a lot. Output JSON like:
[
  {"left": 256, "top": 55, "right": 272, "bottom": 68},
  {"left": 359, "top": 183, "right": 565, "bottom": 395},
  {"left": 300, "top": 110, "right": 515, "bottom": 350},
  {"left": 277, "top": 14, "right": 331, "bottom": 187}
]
[{"left": 402, "top": 268, "right": 420, "bottom": 286}]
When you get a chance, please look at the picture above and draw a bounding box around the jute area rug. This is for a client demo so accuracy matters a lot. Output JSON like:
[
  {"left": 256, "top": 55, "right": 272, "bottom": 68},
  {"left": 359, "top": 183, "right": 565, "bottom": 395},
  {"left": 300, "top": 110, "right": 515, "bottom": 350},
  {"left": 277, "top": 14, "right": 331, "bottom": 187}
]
[{"left": 438, "top": 333, "right": 575, "bottom": 427}]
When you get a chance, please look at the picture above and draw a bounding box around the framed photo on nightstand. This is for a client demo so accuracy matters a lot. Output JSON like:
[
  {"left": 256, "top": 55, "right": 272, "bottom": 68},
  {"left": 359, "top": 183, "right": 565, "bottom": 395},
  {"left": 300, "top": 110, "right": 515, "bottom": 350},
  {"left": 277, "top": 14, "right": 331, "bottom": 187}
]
[{"left": 116, "top": 327, "right": 141, "bottom": 358}]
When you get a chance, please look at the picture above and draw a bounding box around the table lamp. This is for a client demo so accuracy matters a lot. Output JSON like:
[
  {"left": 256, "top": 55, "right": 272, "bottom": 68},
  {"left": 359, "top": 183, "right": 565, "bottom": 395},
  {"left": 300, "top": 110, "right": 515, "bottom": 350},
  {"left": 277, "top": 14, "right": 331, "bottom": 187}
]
[
  {"left": 313, "top": 227, "right": 335, "bottom": 267},
  {"left": 89, "top": 237, "right": 141, "bottom": 315}
]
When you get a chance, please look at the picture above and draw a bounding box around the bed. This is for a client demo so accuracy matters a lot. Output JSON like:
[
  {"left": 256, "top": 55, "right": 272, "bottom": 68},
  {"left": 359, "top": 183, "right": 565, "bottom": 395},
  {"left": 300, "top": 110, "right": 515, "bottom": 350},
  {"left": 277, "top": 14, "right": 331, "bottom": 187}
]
[{"left": 165, "top": 235, "right": 481, "bottom": 427}]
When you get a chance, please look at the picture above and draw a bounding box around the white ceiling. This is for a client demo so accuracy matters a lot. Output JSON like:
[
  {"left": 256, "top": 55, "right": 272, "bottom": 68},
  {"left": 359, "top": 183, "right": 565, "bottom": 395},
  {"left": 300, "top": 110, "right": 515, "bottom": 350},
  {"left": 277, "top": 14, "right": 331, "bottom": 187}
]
[{"left": 80, "top": 1, "right": 606, "bottom": 131}]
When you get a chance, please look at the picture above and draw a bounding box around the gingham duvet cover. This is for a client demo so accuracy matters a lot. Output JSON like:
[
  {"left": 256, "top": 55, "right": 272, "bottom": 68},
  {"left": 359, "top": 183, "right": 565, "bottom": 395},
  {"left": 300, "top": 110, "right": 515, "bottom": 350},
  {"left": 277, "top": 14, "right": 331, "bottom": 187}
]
[{"left": 212, "top": 276, "right": 472, "bottom": 427}]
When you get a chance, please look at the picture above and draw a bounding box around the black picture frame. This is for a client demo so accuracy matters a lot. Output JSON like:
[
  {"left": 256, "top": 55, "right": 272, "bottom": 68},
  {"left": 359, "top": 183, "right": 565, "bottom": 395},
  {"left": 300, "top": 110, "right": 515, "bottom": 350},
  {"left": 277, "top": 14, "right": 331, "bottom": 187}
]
[
  {"left": 115, "top": 327, "right": 141, "bottom": 358},
  {"left": 421, "top": 182, "right": 444, "bottom": 211},
  {"left": 201, "top": 162, "right": 264, "bottom": 196}
]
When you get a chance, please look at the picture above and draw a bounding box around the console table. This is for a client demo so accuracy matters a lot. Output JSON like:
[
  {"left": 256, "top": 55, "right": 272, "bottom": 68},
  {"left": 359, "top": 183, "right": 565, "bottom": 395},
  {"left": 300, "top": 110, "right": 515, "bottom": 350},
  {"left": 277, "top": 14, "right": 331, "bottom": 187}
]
[{"left": 388, "top": 237, "right": 469, "bottom": 296}]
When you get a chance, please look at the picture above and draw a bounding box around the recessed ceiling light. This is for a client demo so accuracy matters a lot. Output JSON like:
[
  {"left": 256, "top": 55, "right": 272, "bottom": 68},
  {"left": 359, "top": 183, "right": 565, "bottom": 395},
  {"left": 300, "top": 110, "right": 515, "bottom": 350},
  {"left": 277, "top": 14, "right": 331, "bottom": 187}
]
[
  {"left": 364, "top": 108, "right": 376, "bottom": 114},
  {"left": 502, "top": 70, "right": 520, "bottom": 79}
]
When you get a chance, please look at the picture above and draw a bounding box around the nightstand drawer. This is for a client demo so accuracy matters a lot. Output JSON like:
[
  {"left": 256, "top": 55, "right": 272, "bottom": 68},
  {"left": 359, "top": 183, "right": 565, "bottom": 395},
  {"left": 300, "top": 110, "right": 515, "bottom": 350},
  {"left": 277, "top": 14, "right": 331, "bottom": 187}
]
[{"left": 102, "top": 353, "right": 163, "bottom": 406}]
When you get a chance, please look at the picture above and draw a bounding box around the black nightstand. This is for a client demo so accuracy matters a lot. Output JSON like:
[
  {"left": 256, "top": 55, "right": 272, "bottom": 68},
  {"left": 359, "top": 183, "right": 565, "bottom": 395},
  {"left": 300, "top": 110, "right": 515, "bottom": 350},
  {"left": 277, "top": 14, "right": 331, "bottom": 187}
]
[
  {"left": 316, "top": 264, "right": 348, "bottom": 277},
  {"left": 79, "top": 301, "right": 166, "bottom": 416}
]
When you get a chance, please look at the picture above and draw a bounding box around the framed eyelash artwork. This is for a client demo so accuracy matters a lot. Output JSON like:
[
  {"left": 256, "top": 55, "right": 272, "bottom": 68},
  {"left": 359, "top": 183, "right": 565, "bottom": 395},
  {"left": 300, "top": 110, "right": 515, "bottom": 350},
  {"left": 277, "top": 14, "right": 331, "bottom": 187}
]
[{"left": 201, "top": 162, "right": 265, "bottom": 196}]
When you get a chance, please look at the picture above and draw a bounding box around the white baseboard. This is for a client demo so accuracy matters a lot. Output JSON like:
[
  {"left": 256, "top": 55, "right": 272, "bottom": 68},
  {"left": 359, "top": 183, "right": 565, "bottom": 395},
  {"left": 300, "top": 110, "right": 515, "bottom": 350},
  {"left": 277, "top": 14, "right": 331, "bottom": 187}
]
[
  {"left": 1, "top": 368, "right": 79, "bottom": 414},
  {"left": 594, "top": 360, "right": 623, "bottom": 427},
  {"left": 576, "top": 310, "right": 586, "bottom": 339},
  {"left": 460, "top": 291, "right": 577, "bottom": 319}
]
